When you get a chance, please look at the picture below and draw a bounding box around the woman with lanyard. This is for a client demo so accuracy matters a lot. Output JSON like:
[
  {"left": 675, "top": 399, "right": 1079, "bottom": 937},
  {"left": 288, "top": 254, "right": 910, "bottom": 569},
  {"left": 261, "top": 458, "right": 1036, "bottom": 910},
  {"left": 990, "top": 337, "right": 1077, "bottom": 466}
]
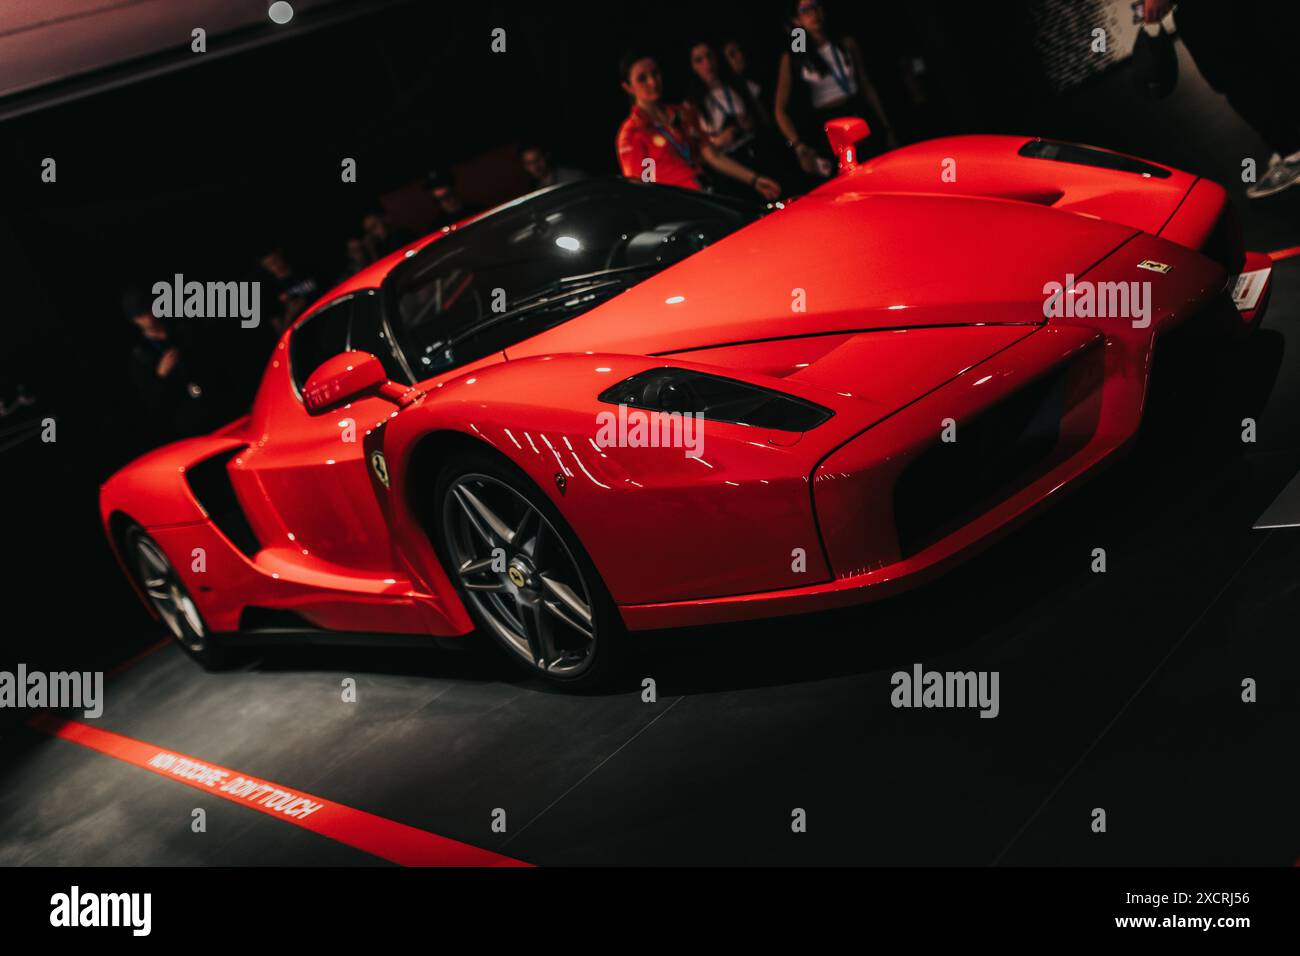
[
  {"left": 721, "top": 37, "right": 763, "bottom": 106},
  {"left": 774, "top": 0, "right": 897, "bottom": 178},
  {"left": 616, "top": 51, "right": 781, "bottom": 201},
  {"left": 686, "top": 40, "right": 765, "bottom": 158}
]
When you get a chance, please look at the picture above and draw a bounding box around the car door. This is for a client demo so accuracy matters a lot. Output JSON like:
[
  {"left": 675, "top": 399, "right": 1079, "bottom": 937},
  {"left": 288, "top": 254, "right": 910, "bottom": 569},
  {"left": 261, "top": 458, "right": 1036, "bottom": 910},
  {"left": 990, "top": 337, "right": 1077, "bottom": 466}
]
[{"left": 237, "top": 290, "right": 411, "bottom": 575}]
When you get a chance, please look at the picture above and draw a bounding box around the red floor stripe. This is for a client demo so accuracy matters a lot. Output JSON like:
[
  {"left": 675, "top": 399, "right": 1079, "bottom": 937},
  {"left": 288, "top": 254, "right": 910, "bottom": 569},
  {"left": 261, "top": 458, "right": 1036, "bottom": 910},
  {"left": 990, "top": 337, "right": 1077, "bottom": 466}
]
[
  {"left": 1268, "top": 245, "right": 1300, "bottom": 262},
  {"left": 30, "top": 715, "right": 530, "bottom": 867}
]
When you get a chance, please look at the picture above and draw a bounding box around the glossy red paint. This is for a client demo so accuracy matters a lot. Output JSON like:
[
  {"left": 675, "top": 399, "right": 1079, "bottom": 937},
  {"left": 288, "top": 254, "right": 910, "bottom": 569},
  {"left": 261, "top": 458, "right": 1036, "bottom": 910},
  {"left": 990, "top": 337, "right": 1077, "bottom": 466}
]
[
  {"left": 100, "top": 131, "right": 1270, "bottom": 648},
  {"left": 302, "top": 351, "right": 408, "bottom": 415},
  {"left": 825, "top": 116, "right": 871, "bottom": 172},
  {"left": 507, "top": 189, "right": 1137, "bottom": 359}
]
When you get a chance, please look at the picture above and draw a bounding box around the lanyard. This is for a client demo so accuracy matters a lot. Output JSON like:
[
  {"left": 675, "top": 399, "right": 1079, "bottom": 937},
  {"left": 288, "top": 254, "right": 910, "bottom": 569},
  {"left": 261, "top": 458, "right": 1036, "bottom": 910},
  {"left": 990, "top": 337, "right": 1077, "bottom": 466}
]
[
  {"left": 711, "top": 85, "right": 739, "bottom": 122},
  {"left": 824, "top": 43, "right": 853, "bottom": 97},
  {"left": 652, "top": 112, "right": 694, "bottom": 164}
]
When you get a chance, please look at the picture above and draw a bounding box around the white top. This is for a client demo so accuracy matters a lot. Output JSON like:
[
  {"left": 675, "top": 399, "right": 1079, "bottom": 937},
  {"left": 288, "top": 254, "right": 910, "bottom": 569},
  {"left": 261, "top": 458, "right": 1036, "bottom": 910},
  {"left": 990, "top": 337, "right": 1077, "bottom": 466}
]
[
  {"left": 799, "top": 41, "right": 857, "bottom": 109},
  {"left": 697, "top": 80, "right": 760, "bottom": 133},
  {"left": 697, "top": 80, "right": 761, "bottom": 153}
]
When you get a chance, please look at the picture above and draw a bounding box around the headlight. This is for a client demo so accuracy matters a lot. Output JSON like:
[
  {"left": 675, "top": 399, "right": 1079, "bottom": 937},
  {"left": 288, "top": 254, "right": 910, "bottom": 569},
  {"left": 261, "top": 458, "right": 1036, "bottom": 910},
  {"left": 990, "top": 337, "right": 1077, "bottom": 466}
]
[{"left": 598, "top": 368, "right": 833, "bottom": 431}]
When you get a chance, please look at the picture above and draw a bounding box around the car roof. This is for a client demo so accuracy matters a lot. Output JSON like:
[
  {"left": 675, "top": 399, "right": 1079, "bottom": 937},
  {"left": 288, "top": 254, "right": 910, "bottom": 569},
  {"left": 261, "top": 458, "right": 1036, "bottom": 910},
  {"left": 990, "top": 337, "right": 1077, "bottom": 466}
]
[{"left": 292, "top": 179, "right": 610, "bottom": 328}]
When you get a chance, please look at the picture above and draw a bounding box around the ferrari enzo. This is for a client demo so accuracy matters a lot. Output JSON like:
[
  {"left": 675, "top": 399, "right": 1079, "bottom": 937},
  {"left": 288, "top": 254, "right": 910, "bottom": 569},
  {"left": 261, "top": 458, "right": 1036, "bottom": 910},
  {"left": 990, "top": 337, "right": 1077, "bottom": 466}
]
[{"left": 101, "top": 120, "right": 1273, "bottom": 687}]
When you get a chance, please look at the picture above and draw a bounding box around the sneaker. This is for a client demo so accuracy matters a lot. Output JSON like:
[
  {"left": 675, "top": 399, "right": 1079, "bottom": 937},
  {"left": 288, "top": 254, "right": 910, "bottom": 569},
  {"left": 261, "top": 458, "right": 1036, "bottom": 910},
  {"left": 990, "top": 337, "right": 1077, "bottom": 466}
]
[{"left": 1246, "top": 152, "right": 1300, "bottom": 199}]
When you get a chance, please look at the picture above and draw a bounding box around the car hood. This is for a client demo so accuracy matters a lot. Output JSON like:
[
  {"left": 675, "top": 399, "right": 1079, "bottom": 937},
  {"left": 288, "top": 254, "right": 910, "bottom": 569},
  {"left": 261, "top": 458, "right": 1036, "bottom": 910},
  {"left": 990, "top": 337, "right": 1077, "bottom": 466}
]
[
  {"left": 506, "top": 190, "right": 1137, "bottom": 360},
  {"left": 666, "top": 324, "right": 1041, "bottom": 414}
]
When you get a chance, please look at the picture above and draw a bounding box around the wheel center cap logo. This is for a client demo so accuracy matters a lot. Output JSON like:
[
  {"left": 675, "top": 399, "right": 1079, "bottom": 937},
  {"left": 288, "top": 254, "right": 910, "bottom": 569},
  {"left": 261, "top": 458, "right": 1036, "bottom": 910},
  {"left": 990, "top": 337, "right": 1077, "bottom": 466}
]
[
  {"left": 507, "top": 565, "right": 527, "bottom": 588},
  {"left": 369, "top": 451, "right": 389, "bottom": 488}
]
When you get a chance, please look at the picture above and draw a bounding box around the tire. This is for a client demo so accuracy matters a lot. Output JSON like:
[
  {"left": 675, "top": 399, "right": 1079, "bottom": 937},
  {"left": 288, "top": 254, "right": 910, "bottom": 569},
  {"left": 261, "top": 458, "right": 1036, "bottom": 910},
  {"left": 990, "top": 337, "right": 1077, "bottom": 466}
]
[
  {"left": 430, "top": 446, "right": 628, "bottom": 690},
  {"left": 123, "top": 525, "right": 232, "bottom": 670}
]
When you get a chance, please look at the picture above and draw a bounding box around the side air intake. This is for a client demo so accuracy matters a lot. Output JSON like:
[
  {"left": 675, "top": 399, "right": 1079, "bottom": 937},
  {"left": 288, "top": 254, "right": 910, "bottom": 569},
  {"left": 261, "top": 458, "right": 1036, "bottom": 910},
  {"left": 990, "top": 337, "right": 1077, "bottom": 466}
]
[{"left": 185, "top": 448, "right": 261, "bottom": 557}]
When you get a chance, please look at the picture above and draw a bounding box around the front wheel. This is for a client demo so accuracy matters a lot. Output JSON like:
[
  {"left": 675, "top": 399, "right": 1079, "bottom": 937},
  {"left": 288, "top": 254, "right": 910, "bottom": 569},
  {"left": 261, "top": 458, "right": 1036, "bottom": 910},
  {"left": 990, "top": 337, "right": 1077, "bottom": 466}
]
[
  {"left": 124, "top": 525, "right": 231, "bottom": 669},
  {"left": 433, "top": 449, "right": 627, "bottom": 690}
]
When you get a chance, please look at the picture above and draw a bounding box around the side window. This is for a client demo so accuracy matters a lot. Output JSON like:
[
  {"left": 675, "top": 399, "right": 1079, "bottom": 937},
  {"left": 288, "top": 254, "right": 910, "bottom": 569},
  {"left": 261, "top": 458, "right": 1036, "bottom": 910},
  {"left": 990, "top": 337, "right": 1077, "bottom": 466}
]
[
  {"left": 289, "top": 292, "right": 412, "bottom": 397},
  {"left": 290, "top": 298, "right": 352, "bottom": 394},
  {"left": 349, "top": 290, "right": 411, "bottom": 385}
]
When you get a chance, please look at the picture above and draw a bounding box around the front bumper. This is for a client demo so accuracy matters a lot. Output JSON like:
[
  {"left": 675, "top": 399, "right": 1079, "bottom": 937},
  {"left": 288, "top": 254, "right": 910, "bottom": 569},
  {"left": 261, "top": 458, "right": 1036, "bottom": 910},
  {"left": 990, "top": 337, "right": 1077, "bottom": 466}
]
[
  {"left": 619, "top": 248, "right": 1250, "bottom": 631},
  {"left": 618, "top": 324, "right": 1118, "bottom": 629}
]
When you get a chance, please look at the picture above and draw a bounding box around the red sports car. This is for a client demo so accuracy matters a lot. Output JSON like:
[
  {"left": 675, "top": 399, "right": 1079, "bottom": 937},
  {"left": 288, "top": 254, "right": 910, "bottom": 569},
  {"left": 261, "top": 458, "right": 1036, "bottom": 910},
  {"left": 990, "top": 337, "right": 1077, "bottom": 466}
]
[{"left": 102, "top": 123, "right": 1273, "bottom": 687}]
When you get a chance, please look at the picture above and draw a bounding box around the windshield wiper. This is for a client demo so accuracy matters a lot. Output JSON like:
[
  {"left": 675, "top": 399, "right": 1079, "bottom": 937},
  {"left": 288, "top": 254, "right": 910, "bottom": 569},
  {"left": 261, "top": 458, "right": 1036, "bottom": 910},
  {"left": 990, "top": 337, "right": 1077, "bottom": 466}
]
[
  {"left": 445, "top": 265, "right": 661, "bottom": 348},
  {"left": 504, "top": 263, "right": 662, "bottom": 312}
]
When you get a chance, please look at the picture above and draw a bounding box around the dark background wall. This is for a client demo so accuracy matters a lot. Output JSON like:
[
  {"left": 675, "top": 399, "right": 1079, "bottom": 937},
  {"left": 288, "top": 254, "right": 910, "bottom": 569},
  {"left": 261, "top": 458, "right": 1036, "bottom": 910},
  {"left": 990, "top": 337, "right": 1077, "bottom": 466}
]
[{"left": 0, "top": 0, "right": 1055, "bottom": 451}]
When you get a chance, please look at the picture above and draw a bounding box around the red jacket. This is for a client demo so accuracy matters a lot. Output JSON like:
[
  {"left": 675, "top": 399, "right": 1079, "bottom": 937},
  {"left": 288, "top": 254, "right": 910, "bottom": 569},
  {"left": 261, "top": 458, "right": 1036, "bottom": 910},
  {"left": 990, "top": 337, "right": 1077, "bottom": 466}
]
[{"left": 616, "top": 103, "right": 706, "bottom": 190}]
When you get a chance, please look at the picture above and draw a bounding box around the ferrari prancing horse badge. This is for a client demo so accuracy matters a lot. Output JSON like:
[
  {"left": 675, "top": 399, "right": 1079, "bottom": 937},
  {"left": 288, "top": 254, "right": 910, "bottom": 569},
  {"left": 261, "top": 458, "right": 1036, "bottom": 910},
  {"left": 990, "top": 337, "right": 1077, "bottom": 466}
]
[{"left": 370, "top": 451, "right": 390, "bottom": 488}]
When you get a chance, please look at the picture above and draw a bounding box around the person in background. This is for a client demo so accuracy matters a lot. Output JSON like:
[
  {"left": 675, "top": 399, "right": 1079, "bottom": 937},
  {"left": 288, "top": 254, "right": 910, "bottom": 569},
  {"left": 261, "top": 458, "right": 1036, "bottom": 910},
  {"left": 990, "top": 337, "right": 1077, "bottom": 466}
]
[
  {"left": 722, "top": 37, "right": 767, "bottom": 110},
  {"left": 122, "top": 288, "right": 214, "bottom": 438},
  {"left": 258, "top": 249, "right": 320, "bottom": 333},
  {"left": 361, "top": 212, "right": 413, "bottom": 259},
  {"left": 774, "top": 0, "right": 896, "bottom": 178},
  {"left": 339, "top": 237, "right": 372, "bottom": 282},
  {"left": 615, "top": 51, "right": 781, "bottom": 201},
  {"left": 686, "top": 40, "right": 767, "bottom": 158},
  {"left": 520, "top": 144, "right": 587, "bottom": 190},
  {"left": 428, "top": 174, "right": 487, "bottom": 228},
  {"left": 1143, "top": 0, "right": 1300, "bottom": 199}
]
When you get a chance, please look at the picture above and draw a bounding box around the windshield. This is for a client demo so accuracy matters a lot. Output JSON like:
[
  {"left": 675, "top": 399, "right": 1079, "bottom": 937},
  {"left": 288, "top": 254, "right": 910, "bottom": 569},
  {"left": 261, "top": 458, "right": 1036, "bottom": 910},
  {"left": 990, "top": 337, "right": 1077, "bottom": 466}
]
[{"left": 382, "top": 179, "right": 763, "bottom": 378}]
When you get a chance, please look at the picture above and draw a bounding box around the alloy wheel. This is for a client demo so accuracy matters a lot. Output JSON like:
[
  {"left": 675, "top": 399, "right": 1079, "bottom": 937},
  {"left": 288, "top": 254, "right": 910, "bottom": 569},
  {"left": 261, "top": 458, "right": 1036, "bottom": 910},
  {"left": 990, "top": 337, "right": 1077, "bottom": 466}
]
[
  {"left": 133, "top": 534, "right": 206, "bottom": 654},
  {"left": 443, "top": 474, "right": 598, "bottom": 678}
]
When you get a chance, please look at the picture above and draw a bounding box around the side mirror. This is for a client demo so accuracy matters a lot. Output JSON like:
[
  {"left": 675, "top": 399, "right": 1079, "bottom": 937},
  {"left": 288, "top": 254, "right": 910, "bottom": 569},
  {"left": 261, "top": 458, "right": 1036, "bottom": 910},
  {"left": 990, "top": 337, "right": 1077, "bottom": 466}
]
[
  {"left": 302, "top": 351, "right": 409, "bottom": 415},
  {"left": 824, "top": 116, "right": 871, "bottom": 174}
]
